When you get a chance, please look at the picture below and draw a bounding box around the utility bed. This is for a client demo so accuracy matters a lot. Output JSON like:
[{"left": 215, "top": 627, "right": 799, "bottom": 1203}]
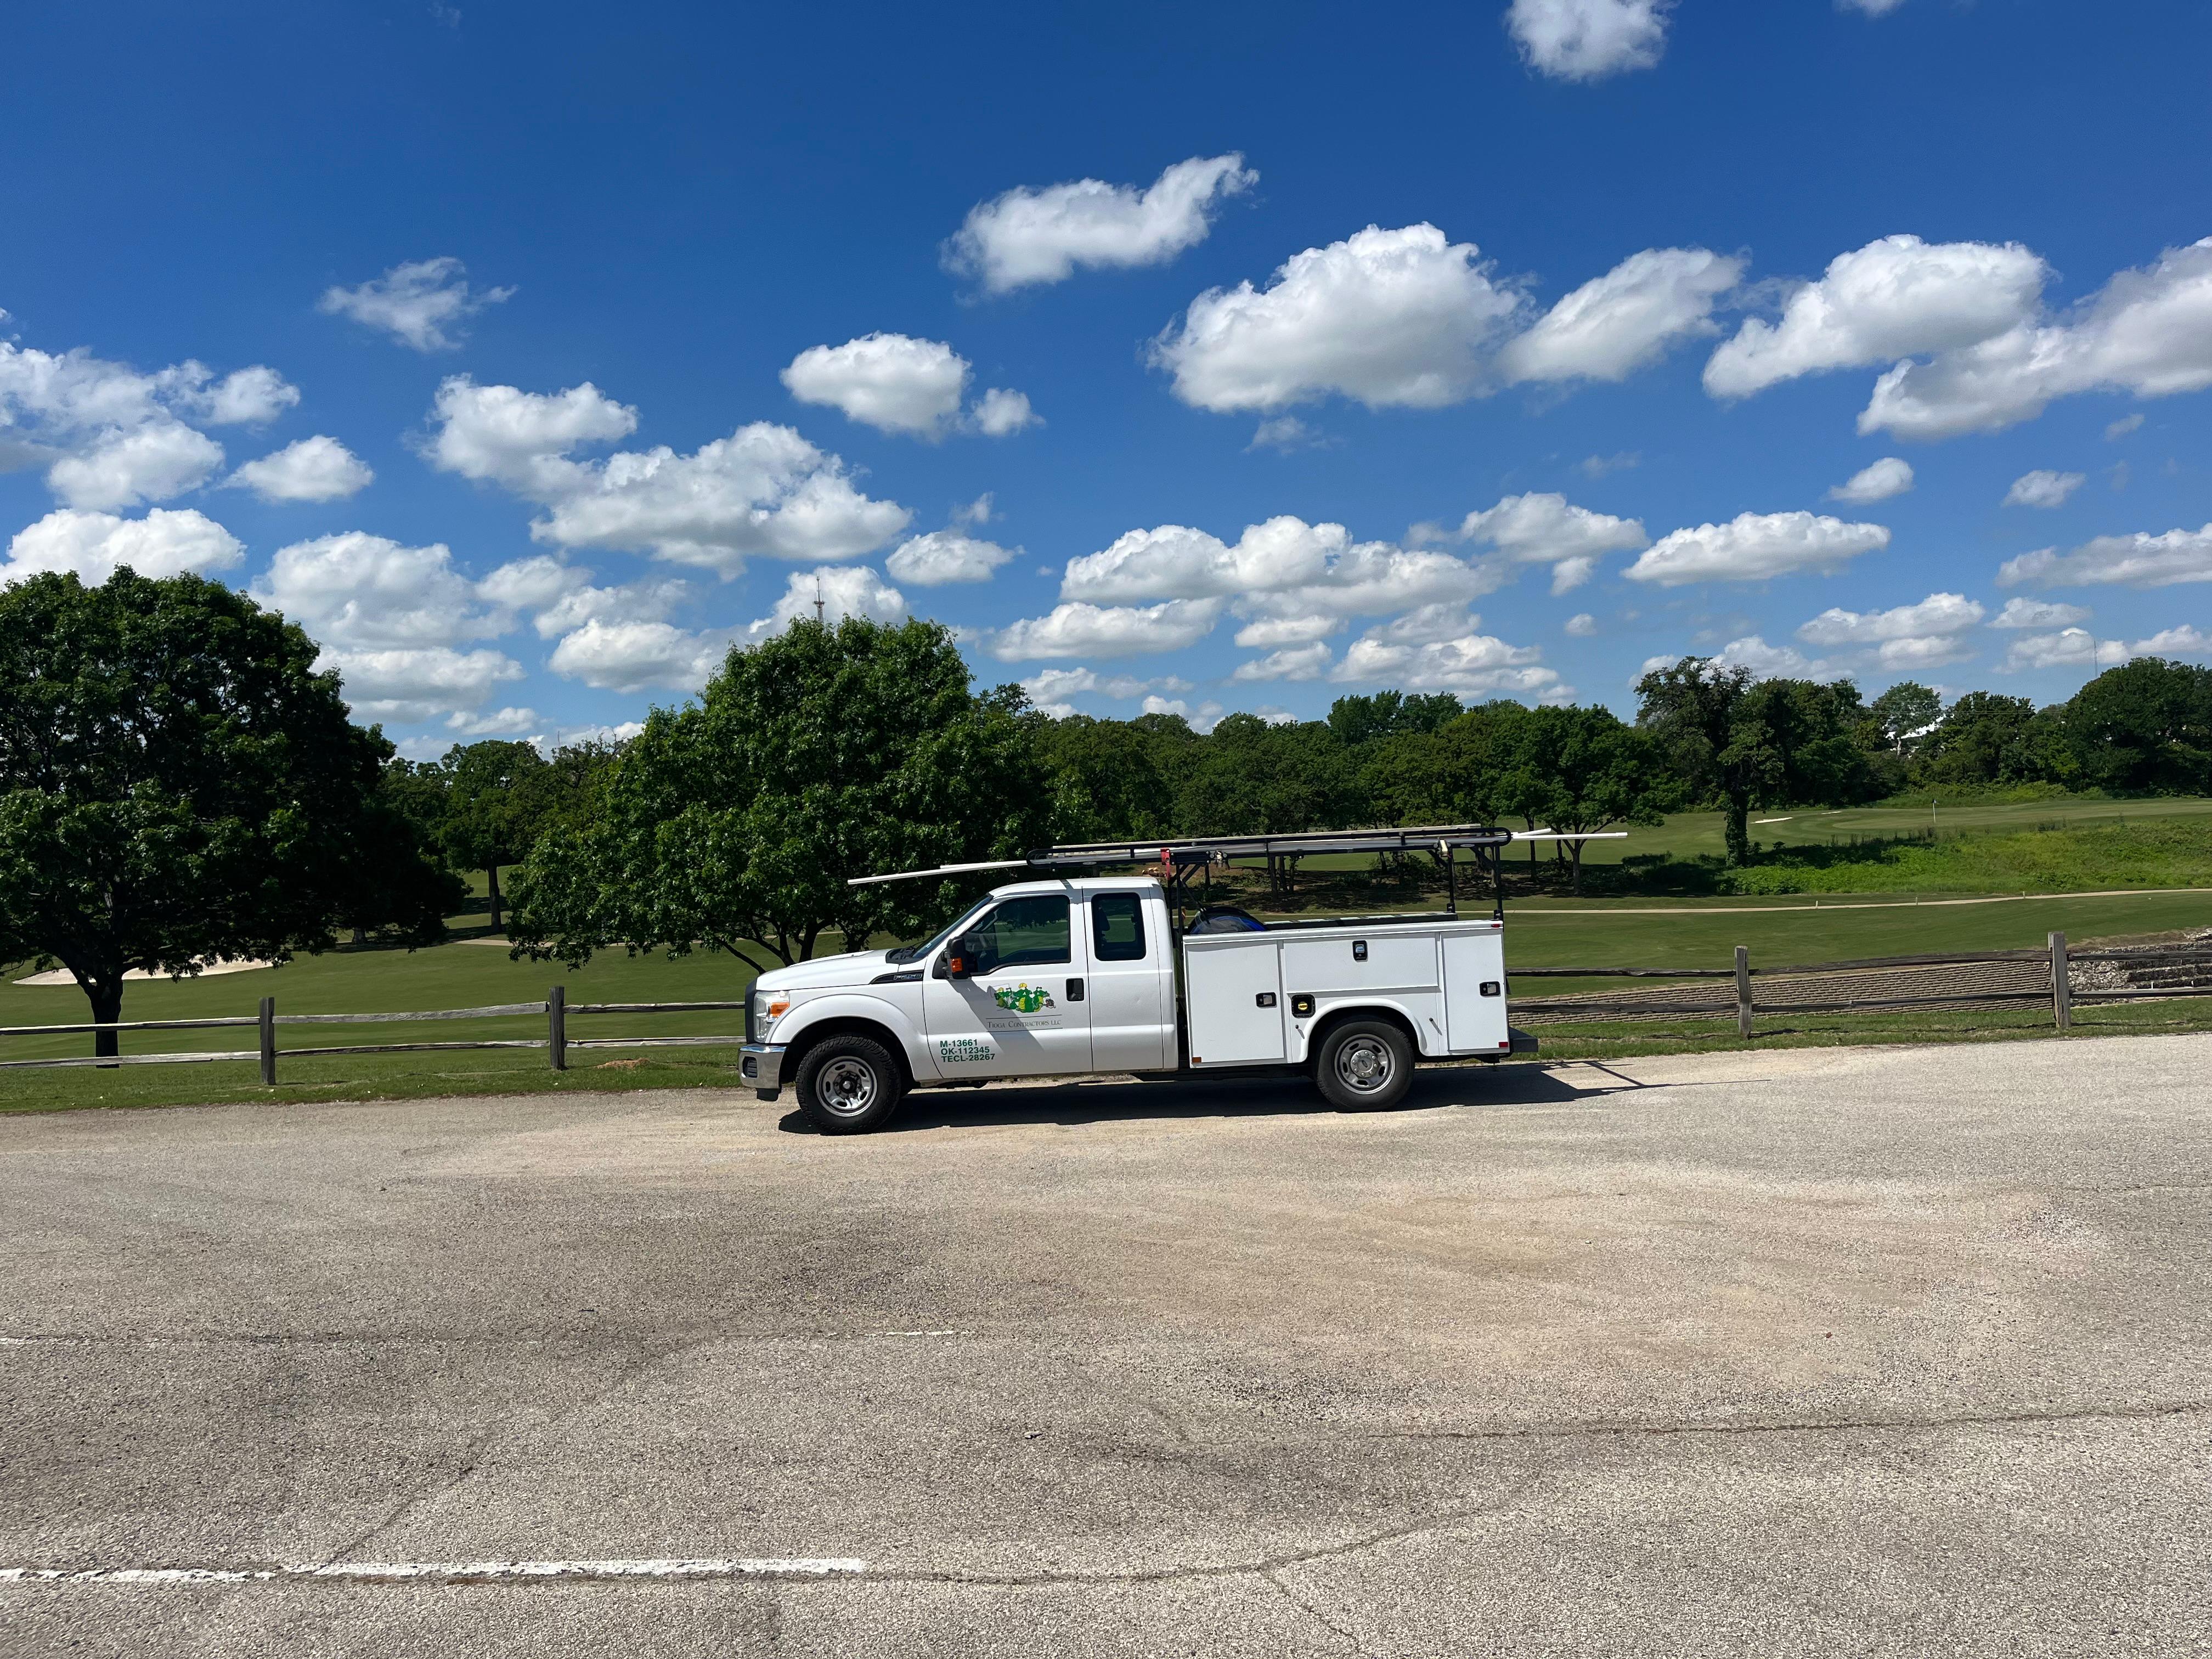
[{"left": 1183, "top": 914, "right": 1519, "bottom": 1067}]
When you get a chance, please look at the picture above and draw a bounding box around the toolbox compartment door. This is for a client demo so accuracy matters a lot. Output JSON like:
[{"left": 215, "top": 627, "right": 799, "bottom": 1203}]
[
  {"left": 1182, "top": 937, "right": 1287, "bottom": 1066},
  {"left": 1442, "top": 930, "right": 1510, "bottom": 1053}
]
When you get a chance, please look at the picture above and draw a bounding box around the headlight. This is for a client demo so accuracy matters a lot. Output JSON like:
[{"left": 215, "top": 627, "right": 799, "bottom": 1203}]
[{"left": 752, "top": 989, "right": 791, "bottom": 1035}]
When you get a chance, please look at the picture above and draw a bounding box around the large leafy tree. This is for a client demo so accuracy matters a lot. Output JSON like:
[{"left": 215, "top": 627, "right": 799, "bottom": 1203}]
[
  {"left": 1326, "top": 691, "right": 1464, "bottom": 748},
  {"left": 2064, "top": 658, "right": 2212, "bottom": 793},
  {"left": 1634, "top": 659, "right": 1762, "bottom": 864},
  {"left": 1491, "top": 705, "right": 1672, "bottom": 893},
  {"left": 1869, "top": 681, "right": 1944, "bottom": 753},
  {"left": 1032, "top": 712, "right": 1184, "bottom": 842},
  {"left": 510, "top": 616, "right": 1050, "bottom": 971},
  {"left": 1177, "top": 715, "right": 1358, "bottom": 893},
  {"left": 436, "top": 738, "right": 554, "bottom": 933},
  {"left": 0, "top": 570, "right": 448, "bottom": 1056},
  {"left": 1634, "top": 662, "right": 1867, "bottom": 864}
]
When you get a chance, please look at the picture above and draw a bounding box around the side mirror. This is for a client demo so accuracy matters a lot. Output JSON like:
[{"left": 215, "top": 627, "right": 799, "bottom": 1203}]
[{"left": 946, "top": 934, "right": 984, "bottom": 978}]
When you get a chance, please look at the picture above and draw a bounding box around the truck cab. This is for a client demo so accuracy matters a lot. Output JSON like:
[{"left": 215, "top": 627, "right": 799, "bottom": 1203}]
[{"left": 741, "top": 869, "right": 1532, "bottom": 1135}]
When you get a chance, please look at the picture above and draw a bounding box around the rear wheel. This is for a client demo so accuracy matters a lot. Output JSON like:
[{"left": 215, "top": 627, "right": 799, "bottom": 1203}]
[
  {"left": 1313, "top": 1018, "right": 1414, "bottom": 1111},
  {"left": 795, "top": 1035, "right": 907, "bottom": 1135}
]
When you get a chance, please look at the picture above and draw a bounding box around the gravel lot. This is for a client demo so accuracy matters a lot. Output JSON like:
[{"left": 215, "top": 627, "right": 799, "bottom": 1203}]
[{"left": 4, "top": 1036, "right": 2209, "bottom": 1657}]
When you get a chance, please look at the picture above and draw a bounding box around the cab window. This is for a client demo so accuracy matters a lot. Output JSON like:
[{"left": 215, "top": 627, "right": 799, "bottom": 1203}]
[
  {"left": 969, "top": 895, "right": 1070, "bottom": 973},
  {"left": 1090, "top": 893, "right": 1147, "bottom": 962}
]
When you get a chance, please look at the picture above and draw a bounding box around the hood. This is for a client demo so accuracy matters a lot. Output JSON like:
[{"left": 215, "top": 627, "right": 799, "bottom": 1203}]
[{"left": 753, "top": 949, "right": 896, "bottom": 993}]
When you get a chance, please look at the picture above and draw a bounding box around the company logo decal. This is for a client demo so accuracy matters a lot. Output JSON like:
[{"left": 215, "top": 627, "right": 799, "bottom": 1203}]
[
  {"left": 991, "top": 983, "right": 1056, "bottom": 1014},
  {"left": 938, "top": 1037, "right": 995, "bottom": 1064}
]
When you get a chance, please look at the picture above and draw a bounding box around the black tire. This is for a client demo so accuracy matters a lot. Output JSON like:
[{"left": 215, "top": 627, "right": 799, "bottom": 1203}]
[
  {"left": 794, "top": 1035, "right": 907, "bottom": 1135},
  {"left": 1312, "top": 1018, "right": 1415, "bottom": 1111}
]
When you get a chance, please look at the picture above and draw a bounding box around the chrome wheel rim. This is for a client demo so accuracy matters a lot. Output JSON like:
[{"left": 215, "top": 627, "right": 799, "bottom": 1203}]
[
  {"left": 818, "top": 1056, "right": 878, "bottom": 1117},
  {"left": 1334, "top": 1035, "right": 1394, "bottom": 1094}
]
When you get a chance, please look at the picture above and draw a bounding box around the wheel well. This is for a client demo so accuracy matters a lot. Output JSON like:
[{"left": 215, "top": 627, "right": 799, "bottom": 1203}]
[
  {"left": 1308, "top": 1005, "right": 1420, "bottom": 1063},
  {"left": 783, "top": 1017, "right": 915, "bottom": 1090}
]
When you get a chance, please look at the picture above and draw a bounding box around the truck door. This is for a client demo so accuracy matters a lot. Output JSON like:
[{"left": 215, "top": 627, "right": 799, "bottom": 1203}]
[
  {"left": 921, "top": 893, "right": 1094, "bottom": 1079},
  {"left": 1083, "top": 890, "right": 1169, "bottom": 1071}
]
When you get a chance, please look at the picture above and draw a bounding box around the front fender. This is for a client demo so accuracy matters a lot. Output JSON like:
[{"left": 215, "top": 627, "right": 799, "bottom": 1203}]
[{"left": 771, "top": 991, "right": 935, "bottom": 1081}]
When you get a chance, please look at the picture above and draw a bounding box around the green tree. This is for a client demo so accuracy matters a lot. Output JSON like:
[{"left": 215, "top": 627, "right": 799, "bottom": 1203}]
[
  {"left": 1921, "top": 692, "right": 2044, "bottom": 788},
  {"left": 1635, "top": 662, "right": 1868, "bottom": 864},
  {"left": 1032, "top": 714, "right": 1182, "bottom": 842},
  {"left": 1490, "top": 706, "right": 1672, "bottom": 894},
  {"left": 0, "top": 570, "right": 447, "bottom": 1057},
  {"left": 342, "top": 759, "right": 468, "bottom": 945},
  {"left": 1326, "top": 691, "right": 1464, "bottom": 747},
  {"left": 1869, "top": 681, "right": 1943, "bottom": 752},
  {"left": 1178, "top": 715, "right": 1358, "bottom": 892},
  {"left": 2064, "top": 658, "right": 2212, "bottom": 793},
  {"left": 1635, "top": 659, "right": 1762, "bottom": 864},
  {"left": 436, "top": 739, "right": 552, "bottom": 933},
  {"left": 510, "top": 616, "right": 1049, "bottom": 972}
]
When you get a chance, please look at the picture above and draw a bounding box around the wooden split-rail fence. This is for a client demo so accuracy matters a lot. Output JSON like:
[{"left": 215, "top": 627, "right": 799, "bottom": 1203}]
[{"left": 3, "top": 932, "right": 2208, "bottom": 1077}]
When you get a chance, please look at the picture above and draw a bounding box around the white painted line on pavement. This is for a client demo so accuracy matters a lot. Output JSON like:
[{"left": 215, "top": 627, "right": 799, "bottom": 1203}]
[{"left": 2, "top": 1558, "right": 867, "bottom": 1587}]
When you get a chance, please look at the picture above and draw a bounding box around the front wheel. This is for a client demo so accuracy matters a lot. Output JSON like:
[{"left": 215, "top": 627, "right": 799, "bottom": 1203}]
[
  {"left": 1313, "top": 1019, "right": 1415, "bottom": 1112},
  {"left": 795, "top": 1035, "right": 907, "bottom": 1135}
]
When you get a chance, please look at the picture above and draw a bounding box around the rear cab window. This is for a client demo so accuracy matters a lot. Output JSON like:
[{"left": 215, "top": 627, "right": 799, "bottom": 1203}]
[{"left": 1090, "top": 891, "right": 1147, "bottom": 962}]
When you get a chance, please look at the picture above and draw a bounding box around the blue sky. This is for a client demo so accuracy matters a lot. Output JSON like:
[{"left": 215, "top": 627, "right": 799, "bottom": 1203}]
[{"left": 4, "top": 0, "right": 2209, "bottom": 751}]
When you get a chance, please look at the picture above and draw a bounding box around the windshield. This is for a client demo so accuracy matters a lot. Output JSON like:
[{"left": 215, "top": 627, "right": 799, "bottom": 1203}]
[{"left": 884, "top": 898, "right": 995, "bottom": 964}]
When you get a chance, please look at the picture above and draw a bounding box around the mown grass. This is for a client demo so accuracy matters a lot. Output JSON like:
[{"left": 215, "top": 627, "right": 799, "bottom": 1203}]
[{"left": 1716, "top": 820, "right": 2212, "bottom": 895}]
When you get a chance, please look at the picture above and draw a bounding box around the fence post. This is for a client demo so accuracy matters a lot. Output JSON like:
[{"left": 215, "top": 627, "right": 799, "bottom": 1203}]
[
  {"left": 1734, "top": 946, "right": 1754, "bottom": 1039},
  {"left": 258, "top": 996, "right": 276, "bottom": 1086},
  {"left": 2049, "top": 932, "right": 2072, "bottom": 1031},
  {"left": 549, "top": 985, "right": 567, "bottom": 1070}
]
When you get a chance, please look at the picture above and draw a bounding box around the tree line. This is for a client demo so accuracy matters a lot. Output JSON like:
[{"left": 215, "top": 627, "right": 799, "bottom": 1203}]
[{"left": 4, "top": 567, "right": 2209, "bottom": 1047}]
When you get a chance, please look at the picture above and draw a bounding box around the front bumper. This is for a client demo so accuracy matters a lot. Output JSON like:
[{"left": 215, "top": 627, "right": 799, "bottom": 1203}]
[{"left": 740, "top": 1042, "right": 787, "bottom": 1099}]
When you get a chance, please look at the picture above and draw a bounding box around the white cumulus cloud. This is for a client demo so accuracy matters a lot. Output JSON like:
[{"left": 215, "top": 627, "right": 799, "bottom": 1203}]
[
  {"left": 1991, "top": 596, "right": 2091, "bottom": 629},
  {"left": 44, "top": 421, "right": 225, "bottom": 510},
  {"left": 225, "top": 435, "right": 374, "bottom": 503},
  {"left": 1796, "top": 591, "right": 1983, "bottom": 670},
  {"left": 968, "top": 387, "right": 1039, "bottom": 436},
  {"left": 1500, "top": 247, "right": 1742, "bottom": 383},
  {"left": 1233, "top": 642, "right": 1334, "bottom": 682},
  {"left": 946, "top": 154, "right": 1257, "bottom": 294},
  {"left": 782, "top": 334, "right": 970, "bottom": 439},
  {"left": 252, "top": 532, "right": 497, "bottom": 648},
  {"left": 1232, "top": 613, "right": 1344, "bottom": 648},
  {"left": 1827, "top": 456, "right": 1914, "bottom": 504},
  {"left": 989, "top": 598, "right": 1226, "bottom": 661},
  {"left": 1455, "top": 492, "right": 1648, "bottom": 588},
  {"left": 318, "top": 257, "right": 514, "bottom": 351},
  {"left": 1624, "top": 510, "right": 1891, "bottom": 586},
  {"left": 1860, "top": 238, "right": 2212, "bottom": 439},
  {"left": 3, "top": 507, "right": 244, "bottom": 584},
  {"left": 1998, "top": 523, "right": 2212, "bottom": 588},
  {"left": 1335, "top": 625, "right": 1558, "bottom": 696},
  {"left": 1018, "top": 667, "right": 1194, "bottom": 715},
  {"left": 886, "top": 529, "right": 1018, "bottom": 585},
  {"left": 319, "top": 646, "right": 526, "bottom": 724},
  {"left": 546, "top": 620, "right": 729, "bottom": 695},
  {"left": 2004, "top": 469, "right": 2085, "bottom": 509},
  {"left": 1152, "top": 224, "right": 1527, "bottom": 413},
  {"left": 1705, "top": 235, "right": 2048, "bottom": 400},
  {"left": 425, "top": 377, "right": 910, "bottom": 572},
  {"left": 1505, "top": 0, "right": 1673, "bottom": 81}
]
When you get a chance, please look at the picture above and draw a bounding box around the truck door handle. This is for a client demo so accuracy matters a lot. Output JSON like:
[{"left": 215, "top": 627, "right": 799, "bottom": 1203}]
[{"left": 1067, "top": 978, "right": 1085, "bottom": 1001}]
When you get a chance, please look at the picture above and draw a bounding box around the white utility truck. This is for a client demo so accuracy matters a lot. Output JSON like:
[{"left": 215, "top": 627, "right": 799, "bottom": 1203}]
[{"left": 740, "top": 826, "right": 1570, "bottom": 1134}]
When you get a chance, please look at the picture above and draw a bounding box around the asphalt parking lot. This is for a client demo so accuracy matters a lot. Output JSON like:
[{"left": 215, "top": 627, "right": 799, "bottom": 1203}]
[{"left": 4, "top": 1035, "right": 2209, "bottom": 1657}]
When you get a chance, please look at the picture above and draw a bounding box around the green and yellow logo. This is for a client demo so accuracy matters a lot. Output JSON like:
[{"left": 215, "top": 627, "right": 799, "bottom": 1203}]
[{"left": 991, "top": 982, "right": 1056, "bottom": 1014}]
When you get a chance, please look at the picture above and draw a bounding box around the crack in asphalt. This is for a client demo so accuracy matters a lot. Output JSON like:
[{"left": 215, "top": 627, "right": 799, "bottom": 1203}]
[
  {"left": 1263, "top": 1565, "right": 1383, "bottom": 1656},
  {"left": 1361, "top": 1398, "right": 2211, "bottom": 1446},
  {"left": 308, "top": 1338, "right": 671, "bottom": 1569}
]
